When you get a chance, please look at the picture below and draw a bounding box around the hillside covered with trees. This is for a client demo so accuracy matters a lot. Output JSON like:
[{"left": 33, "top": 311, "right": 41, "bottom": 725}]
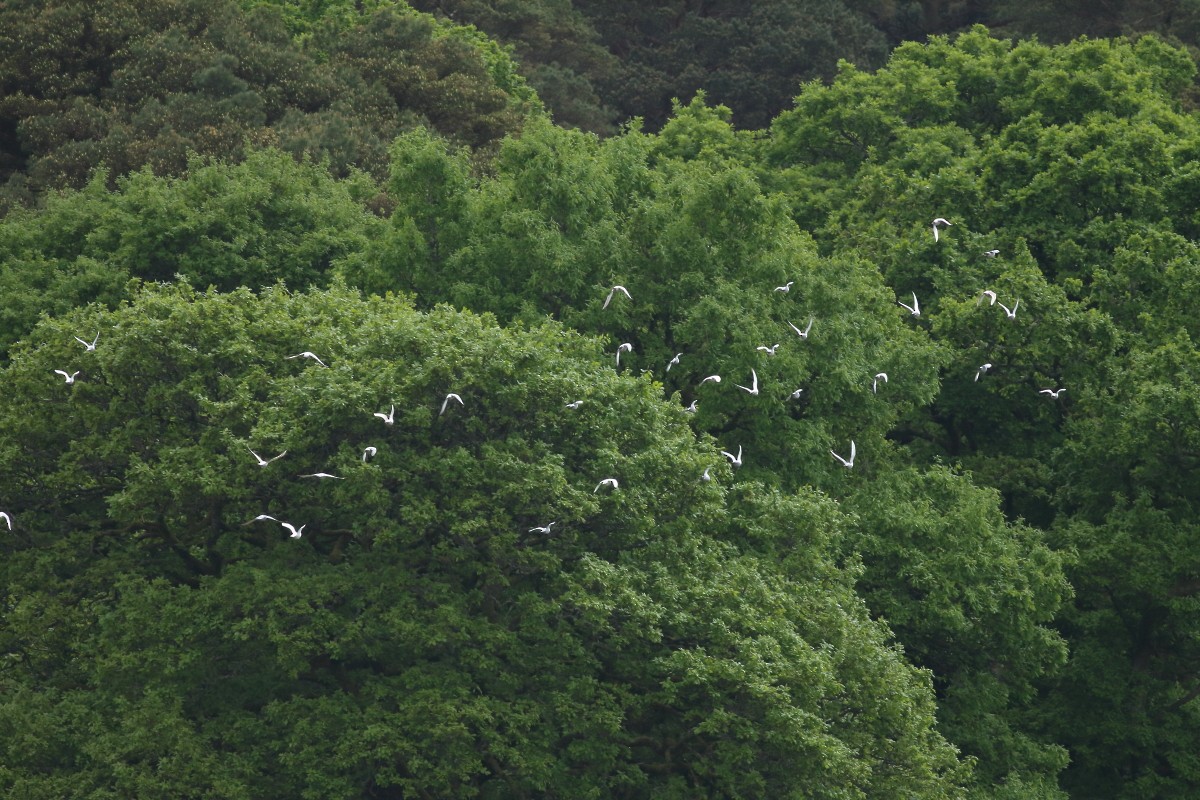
[{"left": 1, "top": 1, "right": 1198, "bottom": 798}]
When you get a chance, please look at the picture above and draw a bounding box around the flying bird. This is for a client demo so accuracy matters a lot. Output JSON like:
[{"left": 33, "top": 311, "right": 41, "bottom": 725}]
[
  {"left": 774, "top": 282, "right": 794, "bottom": 293},
  {"left": 932, "top": 217, "right": 952, "bottom": 242},
  {"left": 286, "top": 352, "right": 328, "bottom": 369},
  {"left": 685, "top": 400, "right": 698, "bottom": 413},
  {"left": 831, "top": 440, "right": 856, "bottom": 468},
  {"left": 702, "top": 467, "right": 712, "bottom": 482},
  {"left": 54, "top": 370, "right": 80, "bottom": 384},
  {"left": 700, "top": 375, "right": 721, "bottom": 385},
  {"left": 787, "top": 318, "right": 814, "bottom": 340},
  {"left": 615, "top": 342, "right": 633, "bottom": 366},
  {"left": 594, "top": 478, "right": 619, "bottom": 493},
  {"left": 756, "top": 344, "right": 780, "bottom": 356},
  {"left": 281, "top": 521, "right": 306, "bottom": 539},
  {"left": 720, "top": 445, "right": 743, "bottom": 469},
  {"left": 440, "top": 393, "right": 464, "bottom": 415},
  {"left": 299, "top": 472, "right": 344, "bottom": 480},
  {"left": 362, "top": 446, "right": 377, "bottom": 462},
  {"left": 247, "top": 447, "right": 287, "bottom": 467},
  {"left": 565, "top": 400, "right": 583, "bottom": 409},
  {"left": 975, "top": 363, "right": 992, "bottom": 382},
  {"left": 374, "top": 405, "right": 395, "bottom": 425},
  {"left": 789, "top": 388, "right": 804, "bottom": 399},
  {"left": 998, "top": 299, "right": 1020, "bottom": 319},
  {"left": 75, "top": 331, "right": 99, "bottom": 351},
  {"left": 735, "top": 368, "right": 759, "bottom": 396},
  {"left": 898, "top": 292, "right": 921, "bottom": 317},
  {"left": 249, "top": 514, "right": 277, "bottom": 524},
  {"left": 602, "top": 285, "right": 632, "bottom": 309},
  {"left": 977, "top": 290, "right": 997, "bottom": 306},
  {"left": 872, "top": 372, "right": 888, "bottom": 394},
  {"left": 0, "top": 512, "right": 11, "bottom": 530},
  {"left": 1040, "top": 388, "right": 1066, "bottom": 399},
  {"left": 983, "top": 249, "right": 1000, "bottom": 258},
  {"left": 666, "top": 353, "right": 682, "bottom": 371},
  {"left": 529, "top": 522, "right": 556, "bottom": 534}
]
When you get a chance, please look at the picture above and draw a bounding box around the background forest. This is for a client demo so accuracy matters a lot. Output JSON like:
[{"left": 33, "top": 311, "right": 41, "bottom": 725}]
[{"left": 1, "top": 0, "right": 1198, "bottom": 798}]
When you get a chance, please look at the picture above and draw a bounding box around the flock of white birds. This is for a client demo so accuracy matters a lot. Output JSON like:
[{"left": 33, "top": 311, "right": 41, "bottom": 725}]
[
  {"left": 4, "top": 220, "right": 1065, "bottom": 538},
  {"left": 27, "top": 332, "right": 479, "bottom": 541},
  {"left": 590, "top": 218, "right": 1063, "bottom": 488}
]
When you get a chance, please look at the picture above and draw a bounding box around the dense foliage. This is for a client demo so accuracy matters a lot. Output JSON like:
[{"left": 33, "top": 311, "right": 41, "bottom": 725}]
[
  {"left": 0, "top": 149, "right": 382, "bottom": 358},
  {"left": 0, "top": 285, "right": 969, "bottom": 798},
  {"left": 0, "top": 0, "right": 537, "bottom": 212},
  {"left": 401, "top": 0, "right": 1200, "bottom": 134},
  {"left": 1, "top": 9, "right": 1199, "bottom": 800},
  {"left": 763, "top": 29, "right": 1200, "bottom": 798}
]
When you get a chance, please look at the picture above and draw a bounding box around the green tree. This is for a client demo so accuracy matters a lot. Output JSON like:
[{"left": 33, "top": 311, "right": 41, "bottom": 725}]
[
  {"left": 573, "top": 0, "right": 892, "bottom": 130},
  {"left": 765, "top": 27, "right": 1200, "bottom": 797},
  {"left": 842, "top": 466, "right": 1071, "bottom": 798},
  {"left": 365, "top": 111, "right": 943, "bottom": 488},
  {"left": 355, "top": 109, "right": 1071, "bottom": 797},
  {"left": 0, "top": 149, "right": 382, "bottom": 358},
  {"left": 0, "top": 0, "right": 537, "bottom": 212},
  {"left": 987, "top": 0, "right": 1200, "bottom": 45},
  {"left": 0, "top": 284, "right": 971, "bottom": 797},
  {"left": 406, "top": 0, "right": 621, "bottom": 133},
  {"left": 1042, "top": 334, "right": 1200, "bottom": 799},
  {"left": 400, "top": 0, "right": 892, "bottom": 132}
]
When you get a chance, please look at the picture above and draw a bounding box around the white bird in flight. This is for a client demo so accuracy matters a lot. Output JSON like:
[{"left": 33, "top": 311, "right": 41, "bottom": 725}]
[
  {"left": 247, "top": 446, "right": 287, "bottom": 467},
  {"left": 0, "top": 512, "right": 11, "bottom": 530},
  {"left": 700, "top": 375, "right": 721, "bottom": 385},
  {"left": 898, "top": 292, "right": 920, "bottom": 317},
  {"left": 983, "top": 249, "right": 1000, "bottom": 258},
  {"left": 54, "top": 370, "right": 80, "bottom": 384},
  {"left": 374, "top": 405, "right": 395, "bottom": 425},
  {"left": 721, "top": 445, "right": 743, "bottom": 468},
  {"left": 281, "top": 521, "right": 306, "bottom": 539},
  {"left": 565, "top": 400, "right": 583, "bottom": 409},
  {"left": 975, "top": 363, "right": 992, "bottom": 382},
  {"left": 594, "top": 478, "right": 619, "bottom": 493},
  {"left": 735, "top": 368, "right": 759, "bottom": 396},
  {"left": 702, "top": 467, "right": 712, "bottom": 482},
  {"left": 787, "top": 318, "right": 814, "bottom": 340},
  {"left": 602, "top": 285, "right": 632, "bottom": 309},
  {"left": 998, "top": 299, "right": 1020, "bottom": 319},
  {"left": 685, "top": 400, "right": 698, "bottom": 413},
  {"left": 1040, "top": 388, "right": 1066, "bottom": 399},
  {"left": 362, "top": 446, "right": 377, "bottom": 462},
  {"left": 789, "top": 388, "right": 804, "bottom": 399},
  {"left": 287, "top": 351, "right": 327, "bottom": 367},
  {"left": 977, "top": 289, "right": 997, "bottom": 306},
  {"left": 616, "top": 342, "right": 633, "bottom": 366},
  {"left": 831, "top": 440, "right": 856, "bottom": 468},
  {"left": 300, "top": 472, "right": 344, "bottom": 480},
  {"left": 872, "top": 372, "right": 888, "bottom": 394},
  {"left": 666, "top": 353, "right": 682, "bottom": 371},
  {"left": 75, "top": 331, "right": 99, "bottom": 351},
  {"left": 250, "top": 514, "right": 277, "bottom": 523},
  {"left": 440, "top": 393, "right": 464, "bottom": 415},
  {"left": 529, "top": 522, "right": 556, "bottom": 534},
  {"left": 932, "top": 217, "right": 952, "bottom": 242},
  {"left": 756, "top": 344, "right": 780, "bottom": 356},
  {"left": 774, "top": 281, "right": 794, "bottom": 293}
]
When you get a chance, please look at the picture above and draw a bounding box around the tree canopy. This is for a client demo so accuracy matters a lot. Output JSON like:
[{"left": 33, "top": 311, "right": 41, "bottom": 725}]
[
  {"left": 0, "top": 284, "right": 969, "bottom": 798},
  {"left": 763, "top": 28, "right": 1200, "bottom": 798},
  {"left": 0, "top": 148, "right": 383, "bottom": 358},
  {"left": 0, "top": 0, "right": 537, "bottom": 212},
  {"left": 1, "top": 14, "right": 1200, "bottom": 800}
]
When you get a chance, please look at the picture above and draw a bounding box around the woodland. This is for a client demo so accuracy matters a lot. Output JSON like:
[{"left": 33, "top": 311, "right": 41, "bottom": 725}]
[{"left": 1, "top": 1, "right": 1199, "bottom": 798}]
